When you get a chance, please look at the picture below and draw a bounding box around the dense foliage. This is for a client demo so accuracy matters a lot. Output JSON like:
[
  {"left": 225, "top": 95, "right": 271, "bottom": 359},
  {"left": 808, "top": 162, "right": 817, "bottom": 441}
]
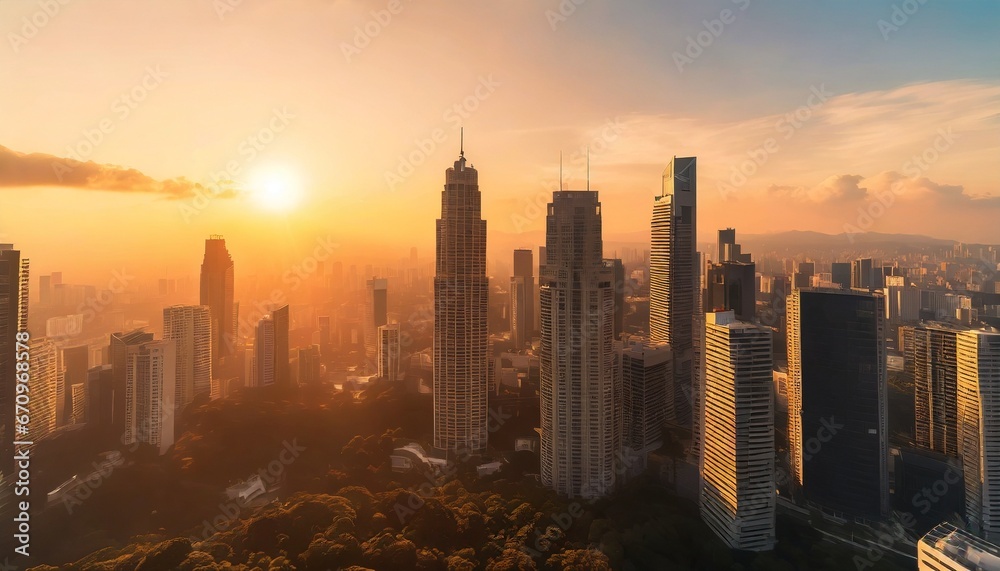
[{"left": 20, "top": 382, "right": 910, "bottom": 570}]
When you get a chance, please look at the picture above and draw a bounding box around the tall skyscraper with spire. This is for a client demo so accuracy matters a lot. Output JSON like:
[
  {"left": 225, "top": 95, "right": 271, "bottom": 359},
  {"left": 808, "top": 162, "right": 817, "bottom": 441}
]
[
  {"left": 540, "top": 190, "right": 619, "bottom": 499},
  {"left": 433, "top": 134, "right": 488, "bottom": 457},
  {"left": 200, "top": 236, "right": 236, "bottom": 372},
  {"left": 650, "top": 157, "right": 698, "bottom": 426}
]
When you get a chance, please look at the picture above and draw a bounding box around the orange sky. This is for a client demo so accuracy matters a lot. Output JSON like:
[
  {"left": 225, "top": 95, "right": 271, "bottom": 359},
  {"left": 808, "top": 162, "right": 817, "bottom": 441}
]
[{"left": 2, "top": 1, "right": 999, "bottom": 282}]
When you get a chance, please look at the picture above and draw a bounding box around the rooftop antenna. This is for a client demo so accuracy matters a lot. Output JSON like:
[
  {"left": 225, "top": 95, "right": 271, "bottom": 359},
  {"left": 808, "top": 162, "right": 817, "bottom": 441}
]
[
  {"left": 587, "top": 146, "right": 591, "bottom": 191},
  {"left": 460, "top": 127, "right": 464, "bottom": 159}
]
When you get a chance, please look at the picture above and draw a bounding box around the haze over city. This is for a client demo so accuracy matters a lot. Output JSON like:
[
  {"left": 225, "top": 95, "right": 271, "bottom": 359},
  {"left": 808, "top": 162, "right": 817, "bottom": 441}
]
[
  {"left": 2, "top": 0, "right": 999, "bottom": 282},
  {"left": 2, "top": 1, "right": 1000, "bottom": 570}
]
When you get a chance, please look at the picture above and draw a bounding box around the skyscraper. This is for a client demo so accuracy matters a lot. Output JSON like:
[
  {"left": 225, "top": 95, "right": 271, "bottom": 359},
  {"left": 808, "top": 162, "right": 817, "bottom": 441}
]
[
  {"left": 787, "top": 288, "right": 888, "bottom": 520},
  {"left": 433, "top": 140, "right": 489, "bottom": 457},
  {"left": 831, "top": 262, "right": 851, "bottom": 290},
  {"left": 0, "top": 245, "right": 28, "bottom": 475},
  {"left": 163, "top": 305, "right": 212, "bottom": 409},
  {"left": 540, "top": 190, "right": 619, "bottom": 499},
  {"left": 510, "top": 276, "right": 529, "bottom": 347},
  {"left": 60, "top": 344, "right": 89, "bottom": 427},
  {"left": 250, "top": 316, "right": 275, "bottom": 388},
  {"left": 298, "top": 345, "right": 322, "bottom": 385},
  {"left": 792, "top": 262, "right": 815, "bottom": 290},
  {"left": 536, "top": 246, "right": 546, "bottom": 334},
  {"left": 86, "top": 364, "right": 114, "bottom": 437},
  {"left": 31, "top": 336, "right": 62, "bottom": 443},
  {"left": 377, "top": 323, "right": 401, "bottom": 382},
  {"left": 704, "top": 229, "right": 755, "bottom": 322},
  {"left": 853, "top": 258, "right": 874, "bottom": 290},
  {"left": 110, "top": 329, "right": 154, "bottom": 434},
  {"left": 272, "top": 304, "right": 290, "bottom": 386},
  {"left": 717, "top": 228, "right": 736, "bottom": 262},
  {"left": 364, "top": 278, "right": 388, "bottom": 372},
  {"left": 124, "top": 339, "right": 176, "bottom": 455},
  {"left": 911, "top": 322, "right": 965, "bottom": 457},
  {"left": 651, "top": 156, "right": 698, "bottom": 426},
  {"left": 200, "top": 236, "right": 236, "bottom": 370},
  {"left": 618, "top": 338, "right": 671, "bottom": 475},
  {"left": 700, "top": 311, "right": 775, "bottom": 552},
  {"left": 510, "top": 249, "right": 534, "bottom": 347},
  {"left": 956, "top": 328, "right": 1000, "bottom": 541}
]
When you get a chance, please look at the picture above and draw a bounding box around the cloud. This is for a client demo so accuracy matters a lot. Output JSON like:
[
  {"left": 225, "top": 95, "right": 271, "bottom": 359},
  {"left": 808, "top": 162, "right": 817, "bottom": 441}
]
[
  {"left": 865, "top": 171, "right": 1000, "bottom": 207},
  {"left": 765, "top": 174, "right": 869, "bottom": 204},
  {"left": 0, "top": 145, "right": 237, "bottom": 199}
]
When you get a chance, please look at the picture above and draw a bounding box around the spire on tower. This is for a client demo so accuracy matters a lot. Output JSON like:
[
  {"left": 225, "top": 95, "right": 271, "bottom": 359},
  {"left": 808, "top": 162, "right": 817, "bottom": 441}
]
[{"left": 460, "top": 127, "right": 464, "bottom": 159}]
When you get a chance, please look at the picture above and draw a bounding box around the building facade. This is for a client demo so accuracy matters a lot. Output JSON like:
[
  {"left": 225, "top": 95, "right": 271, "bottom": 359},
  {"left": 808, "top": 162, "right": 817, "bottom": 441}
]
[
  {"left": 377, "top": 323, "right": 401, "bottom": 382},
  {"left": 124, "top": 339, "right": 176, "bottom": 455},
  {"left": 787, "top": 288, "right": 889, "bottom": 520},
  {"left": 540, "top": 190, "right": 619, "bottom": 499},
  {"left": 433, "top": 144, "right": 489, "bottom": 456},
  {"left": 957, "top": 328, "right": 1000, "bottom": 542},
  {"left": 650, "top": 156, "right": 698, "bottom": 426},
  {"left": 163, "top": 305, "right": 212, "bottom": 409},
  {"left": 700, "top": 311, "right": 775, "bottom": 551},
  {"left": 200, "top": 236, "right": 236, "bottom": 369}
]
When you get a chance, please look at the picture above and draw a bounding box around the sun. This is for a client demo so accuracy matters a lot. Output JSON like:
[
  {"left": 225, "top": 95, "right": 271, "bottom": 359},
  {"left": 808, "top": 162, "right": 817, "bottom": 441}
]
[{"left": 247, "top": 165, "right": 303, "bottom": 212}]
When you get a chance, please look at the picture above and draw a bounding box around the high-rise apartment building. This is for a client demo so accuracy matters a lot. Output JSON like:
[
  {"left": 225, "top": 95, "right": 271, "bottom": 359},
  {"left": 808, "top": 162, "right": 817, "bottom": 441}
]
[
  {"left": 110, "top": 329, "right": 154, "bottom": 434},
  {"left": 700, "top": 311, "right": 775, "bottom": 551},
  {"left": 540, "top": 190, "right": 619, "bottom": 499},
  {"left": 124, "top": 339, "right": 176, "bottom": 455},
  {"left": 163, "top": 305, "right": 212, "bottom": 409},
  {"left": 956, "top": 328, "right": 1000, "bottom": 541},
  {"left": 433, "top": 142, "right": 489, "bottom": 457},
  {"left": 787, "top": 288, "right": 888, "bottom": 520},
  {"left": 651, "top": 156, "right": 698, "bottom": 426},
  {"left": 31, "top": 336, "right": 62, "bottom": 443},
  {"left": 911, "top": 322, "right": 965, "bottom": 457},
  {"left": 200, "top": 236, "right": 236, "bottom": 370}
]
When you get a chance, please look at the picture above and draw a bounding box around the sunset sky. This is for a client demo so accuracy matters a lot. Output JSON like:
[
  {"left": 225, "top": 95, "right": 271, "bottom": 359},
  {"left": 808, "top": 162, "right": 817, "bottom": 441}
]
[{"left": 1, "top": 0, "right": 999, "bottom": 281}]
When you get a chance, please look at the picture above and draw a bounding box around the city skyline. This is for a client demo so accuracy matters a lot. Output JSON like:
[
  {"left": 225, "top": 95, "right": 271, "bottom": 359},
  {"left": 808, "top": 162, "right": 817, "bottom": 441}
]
[{"left": 3, "top": 2, "right": 1000, "bottom": 568}]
